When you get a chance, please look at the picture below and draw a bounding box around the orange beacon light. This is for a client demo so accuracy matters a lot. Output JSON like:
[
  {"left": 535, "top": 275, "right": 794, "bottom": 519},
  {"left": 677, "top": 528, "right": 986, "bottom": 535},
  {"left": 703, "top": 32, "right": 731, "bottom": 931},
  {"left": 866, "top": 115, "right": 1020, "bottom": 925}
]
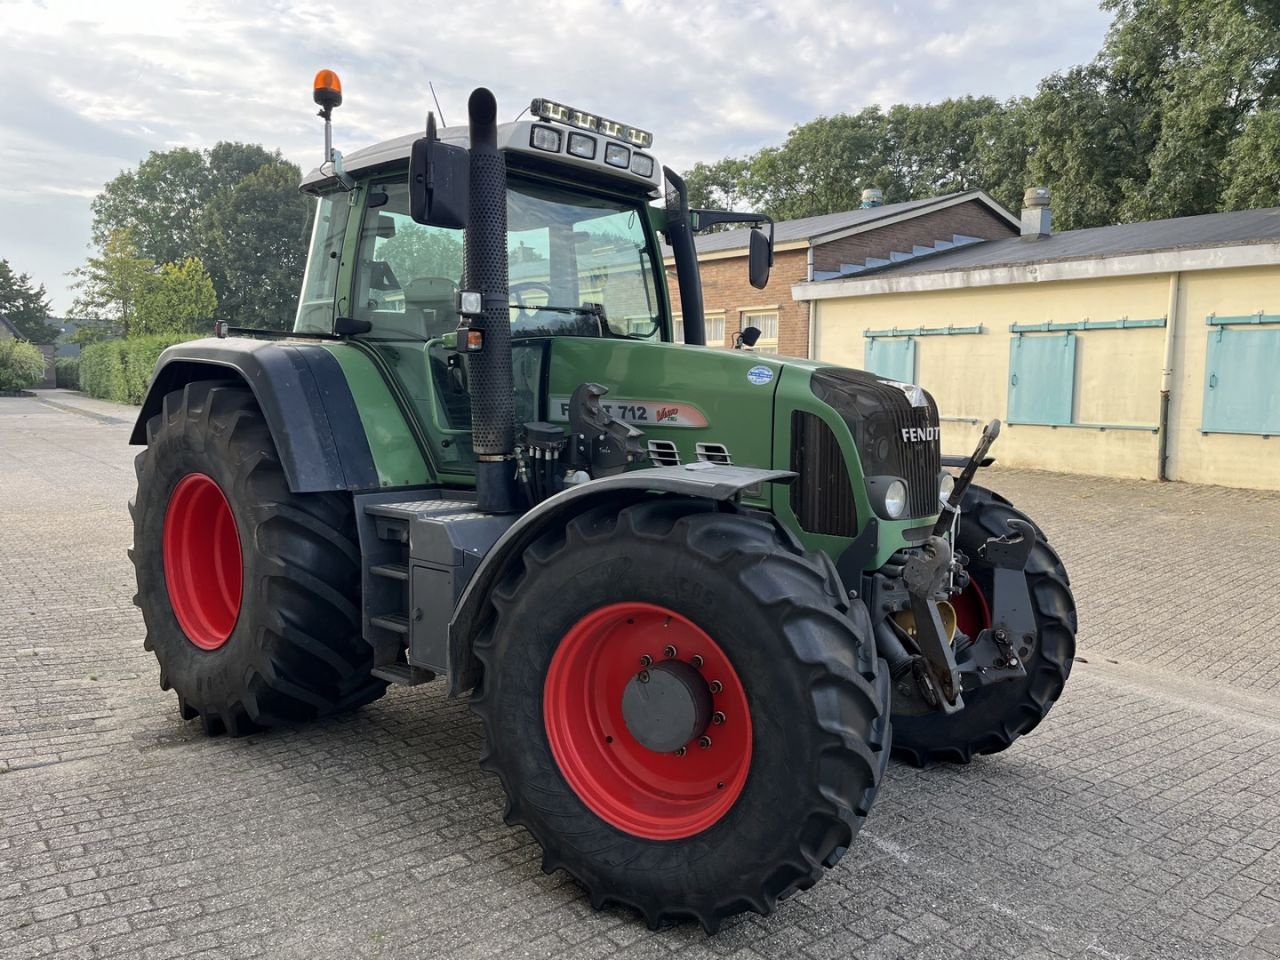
[{"left": 313, "top": 69, "right": 343, "bottom": 112}]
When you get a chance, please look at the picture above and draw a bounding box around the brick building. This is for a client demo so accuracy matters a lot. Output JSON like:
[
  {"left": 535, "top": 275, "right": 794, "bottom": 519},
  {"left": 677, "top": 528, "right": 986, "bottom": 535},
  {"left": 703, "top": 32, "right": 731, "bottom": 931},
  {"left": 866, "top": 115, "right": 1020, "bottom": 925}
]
[{"left": 664, "top": 191, "right": 1018, "bottom": 357}]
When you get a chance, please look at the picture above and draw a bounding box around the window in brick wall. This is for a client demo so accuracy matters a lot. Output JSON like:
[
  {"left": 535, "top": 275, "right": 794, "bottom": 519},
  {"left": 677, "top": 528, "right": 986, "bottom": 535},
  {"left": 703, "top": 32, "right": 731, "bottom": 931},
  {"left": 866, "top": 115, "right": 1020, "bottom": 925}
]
[
  {"left": 706, "top": 311, "right": 726, "bottom": 347},
  {"left": 671, "top": 311, "right": 727, "bottom": 347},
  {"left": 740, "top": 309, "right": 779, "bottom": 354}
]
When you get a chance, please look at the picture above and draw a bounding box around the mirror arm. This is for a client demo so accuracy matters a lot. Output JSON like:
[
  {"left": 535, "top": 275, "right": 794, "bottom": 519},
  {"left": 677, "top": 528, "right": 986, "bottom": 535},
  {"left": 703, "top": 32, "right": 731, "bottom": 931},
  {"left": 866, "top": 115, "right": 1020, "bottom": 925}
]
[{"left": 689, "top": 209, "right": 773, "bottom": 235}]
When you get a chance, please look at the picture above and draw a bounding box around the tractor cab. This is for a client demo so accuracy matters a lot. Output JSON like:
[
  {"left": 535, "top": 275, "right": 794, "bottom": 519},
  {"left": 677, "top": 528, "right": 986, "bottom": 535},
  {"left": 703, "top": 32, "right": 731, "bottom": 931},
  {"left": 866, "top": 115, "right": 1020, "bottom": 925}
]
[{"left": 295, "top": 101, "right": 688, "bottom": 477}]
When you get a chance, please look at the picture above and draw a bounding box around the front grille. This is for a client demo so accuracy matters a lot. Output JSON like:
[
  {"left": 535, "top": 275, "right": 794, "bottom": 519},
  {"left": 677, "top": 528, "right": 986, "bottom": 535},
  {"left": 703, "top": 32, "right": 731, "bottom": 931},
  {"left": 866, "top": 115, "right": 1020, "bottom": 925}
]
[
  {"left": 810, "top": 368, "right": 941, "bottom": 520},
  {"left": 790, "top": 412, "right": 859, "bottom": 537},
  {"left": 886, "top": 404, "right": 941, "bottom": 517}
]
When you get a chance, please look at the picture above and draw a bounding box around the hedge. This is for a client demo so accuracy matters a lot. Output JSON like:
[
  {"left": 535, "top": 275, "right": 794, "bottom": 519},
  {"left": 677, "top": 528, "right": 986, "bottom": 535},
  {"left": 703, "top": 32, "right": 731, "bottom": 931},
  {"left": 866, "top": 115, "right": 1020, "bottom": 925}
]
[
  {"left": 80, "top": 334, "right": 197, "bottom": 404},
  {"left": 0, "top": 339, "right": 47, "bottom": 392},
  {"left": 55, "top": 357, "right": 80, "bottom": 390}
]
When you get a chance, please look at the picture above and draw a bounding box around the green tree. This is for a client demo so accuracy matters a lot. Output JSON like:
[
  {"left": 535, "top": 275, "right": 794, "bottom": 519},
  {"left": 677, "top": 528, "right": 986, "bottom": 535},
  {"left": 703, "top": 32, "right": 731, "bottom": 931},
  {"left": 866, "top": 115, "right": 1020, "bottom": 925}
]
[
  {"left": 199, "top": 160, "right": 311, "bottom": 330},
  {"left": 1100, "top": 0, "right": 1280, "bottom": 221},
  {"left": 90, "top": 143, "right": 307, "bottom": 328},
  {"left": 134, "top": 257, "right": 218, "bottom": 336},
  {"left": 742, "top": 107, "right": 893, "bottom": 219},
  {"left": 67, "top": 229, "right": 155, "bottom": 341},
  {"left": 90, "top": 148, "right": 210, "bottom": 266},
  {"left": 1221, "top": 106, "right": 1280, "bottom": 208},
  {"left": 883, "top": 97, "right": 1002, "bottom": 198},
  {"left": 0, "top": 338, "right": 47, "bottom": 391},
  {"left": 682, "top": 157, "right": 752, "bottom": 211},
  {"left": 0, "top": 259, "right": 58, "bottom": 343},
  {"left": 973, "top": 98, "right": 1034, "bottom": 214},
  {"left": 1018, "top": 66, "right": 1149, "bottom": 231}
]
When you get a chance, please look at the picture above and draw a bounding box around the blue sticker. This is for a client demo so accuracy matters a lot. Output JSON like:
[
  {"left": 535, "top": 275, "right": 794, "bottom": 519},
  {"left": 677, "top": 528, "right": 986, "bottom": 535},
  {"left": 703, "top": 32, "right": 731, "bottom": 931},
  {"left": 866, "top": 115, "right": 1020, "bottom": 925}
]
[{"left": 747, "top": 365, "right": 774, "bottom": 386}]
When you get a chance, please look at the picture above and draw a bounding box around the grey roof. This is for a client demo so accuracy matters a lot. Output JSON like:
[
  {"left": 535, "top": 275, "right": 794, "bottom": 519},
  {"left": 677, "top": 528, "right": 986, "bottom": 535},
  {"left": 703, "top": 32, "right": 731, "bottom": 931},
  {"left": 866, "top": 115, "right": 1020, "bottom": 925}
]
[
  {"left": 0, "top": 312, "right": 19, "bottom": 337},
  {"left": 844, "top": 206, "right": 1280, "bottom": 279},
  {"left": 682, "top": 192, "right": 1006, "bottom": 255}
]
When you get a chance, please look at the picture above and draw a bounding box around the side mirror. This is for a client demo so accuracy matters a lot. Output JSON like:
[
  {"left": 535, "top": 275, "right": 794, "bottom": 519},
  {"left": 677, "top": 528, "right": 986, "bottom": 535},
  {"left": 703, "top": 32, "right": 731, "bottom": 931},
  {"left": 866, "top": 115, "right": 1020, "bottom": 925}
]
[
  {"left": 748, "top": 228, "right": 772, "bottom": 289},
  {"left": 376, "top": 214, "right": 397, "bottom": 240},
  {"left": 409, "top": 113, "right": 469, "bottom": 229},
  {"left": 740, "top": 325, "right": 762, "bottom": 348}
]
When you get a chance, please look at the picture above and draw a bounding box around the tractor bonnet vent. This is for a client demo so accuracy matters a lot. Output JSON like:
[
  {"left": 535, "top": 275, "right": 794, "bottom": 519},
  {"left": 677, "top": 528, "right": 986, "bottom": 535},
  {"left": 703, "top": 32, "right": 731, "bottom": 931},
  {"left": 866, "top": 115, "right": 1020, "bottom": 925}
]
[
  {"left": 647, "top": 439, "right": 681, "bottom": 466},
  {"left": 695, "top": 442, "right": 732, "bottom": 465}
]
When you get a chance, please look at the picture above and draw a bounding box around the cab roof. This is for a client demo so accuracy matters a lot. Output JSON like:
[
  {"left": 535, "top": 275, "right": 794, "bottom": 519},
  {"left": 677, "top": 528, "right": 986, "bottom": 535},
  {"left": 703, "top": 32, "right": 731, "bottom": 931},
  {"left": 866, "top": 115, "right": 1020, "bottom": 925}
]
[{"left": 300, "top": 120, "right": 662, "bottom": 198}]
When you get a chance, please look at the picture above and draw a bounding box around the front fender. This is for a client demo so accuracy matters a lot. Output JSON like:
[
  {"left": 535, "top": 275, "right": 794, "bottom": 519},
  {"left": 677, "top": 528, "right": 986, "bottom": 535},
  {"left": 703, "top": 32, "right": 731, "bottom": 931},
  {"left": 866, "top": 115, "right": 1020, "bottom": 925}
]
[
  {"left": 446, "top": 463, "right": 796, "bottom": 695},
  {"left": 131, "top": 338, "right": 380, "bottom": 493}
]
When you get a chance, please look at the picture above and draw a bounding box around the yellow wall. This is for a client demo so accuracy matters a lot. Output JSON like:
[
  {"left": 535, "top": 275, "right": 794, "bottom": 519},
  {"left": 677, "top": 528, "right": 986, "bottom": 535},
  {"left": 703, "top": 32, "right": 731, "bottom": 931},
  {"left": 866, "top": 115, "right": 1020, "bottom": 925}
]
[
  {"left": 1170, "top": 267, "right": 1280, "bottom": 488},
  {"left": 812, "top": 267, "right": 1280, "bottom": 489}
]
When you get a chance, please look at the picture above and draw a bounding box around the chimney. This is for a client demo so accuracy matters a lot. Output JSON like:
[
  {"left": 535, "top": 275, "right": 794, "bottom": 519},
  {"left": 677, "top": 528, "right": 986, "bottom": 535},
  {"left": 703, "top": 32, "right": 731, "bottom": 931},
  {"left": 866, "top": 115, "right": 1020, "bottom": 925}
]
[
  {"left": 860, "top": 187, "right": 884, "bottom": 209},
  {"left": 1021, "top": 186, "right": 1051, "bottom": 239}
]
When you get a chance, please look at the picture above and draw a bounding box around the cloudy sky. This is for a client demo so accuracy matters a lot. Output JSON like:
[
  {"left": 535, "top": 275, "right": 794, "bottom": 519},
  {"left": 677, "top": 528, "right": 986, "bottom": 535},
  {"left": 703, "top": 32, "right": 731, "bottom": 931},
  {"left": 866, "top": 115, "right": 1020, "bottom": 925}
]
[{"left": 1, "top": 0, "right": 1111, "bottom": 312}]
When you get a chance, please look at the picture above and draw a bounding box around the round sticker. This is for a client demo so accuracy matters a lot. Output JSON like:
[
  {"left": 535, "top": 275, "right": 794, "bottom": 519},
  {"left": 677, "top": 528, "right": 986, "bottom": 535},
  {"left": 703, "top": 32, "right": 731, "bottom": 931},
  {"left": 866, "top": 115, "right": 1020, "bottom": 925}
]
[{"left": 747, "top": 365, "right": 774, "bottom": 386}]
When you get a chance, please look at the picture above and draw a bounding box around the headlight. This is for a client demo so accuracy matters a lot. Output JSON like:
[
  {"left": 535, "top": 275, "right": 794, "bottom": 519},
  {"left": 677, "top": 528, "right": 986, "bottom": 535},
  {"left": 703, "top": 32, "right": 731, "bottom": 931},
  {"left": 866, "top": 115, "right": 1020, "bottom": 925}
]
[
  {"left": 884, "top": 479, "right": 907, "bottom": 518},
  {"left": 939, "top": 472, "right": 955, "bottom": 504},
  {"left": 604, "top": 143, "right": 630, "bottom": 168},
  {"left": 530, "top": 125, "right": 562, "bottom": 152}
]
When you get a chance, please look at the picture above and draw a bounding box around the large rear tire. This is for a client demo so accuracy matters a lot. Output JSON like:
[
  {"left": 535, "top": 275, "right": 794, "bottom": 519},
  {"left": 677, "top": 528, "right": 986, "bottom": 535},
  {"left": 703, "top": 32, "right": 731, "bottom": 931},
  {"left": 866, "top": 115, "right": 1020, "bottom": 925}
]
[
  {"left": 891, "top": 484, "right": 1076, "bottom": 765},
  {"left": 471, "top": 498, "right": 891, "bottom": 932},
  {"left": 130, "top": 380, "right": 387, "bottom": 736}
]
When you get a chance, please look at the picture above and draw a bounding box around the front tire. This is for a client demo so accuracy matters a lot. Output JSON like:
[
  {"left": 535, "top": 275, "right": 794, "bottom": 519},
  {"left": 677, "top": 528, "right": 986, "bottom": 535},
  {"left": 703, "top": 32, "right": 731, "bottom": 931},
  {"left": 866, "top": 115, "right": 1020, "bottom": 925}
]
[
  {"left": 471, "top": 498, "right": 890, "bottom": 932},
  {"left": 130, "top": 380, "right": 386, "bottom": 736},
  {"left": 891, "top": 484, "right": 1077, "bottom": 766}
]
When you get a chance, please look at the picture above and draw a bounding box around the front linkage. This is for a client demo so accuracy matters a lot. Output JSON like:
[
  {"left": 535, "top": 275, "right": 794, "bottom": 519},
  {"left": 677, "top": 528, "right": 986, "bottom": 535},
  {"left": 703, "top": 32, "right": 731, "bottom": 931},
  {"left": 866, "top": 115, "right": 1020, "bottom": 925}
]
[{"left": 868, "top": 420, "right": 1040, "bottom": 717}]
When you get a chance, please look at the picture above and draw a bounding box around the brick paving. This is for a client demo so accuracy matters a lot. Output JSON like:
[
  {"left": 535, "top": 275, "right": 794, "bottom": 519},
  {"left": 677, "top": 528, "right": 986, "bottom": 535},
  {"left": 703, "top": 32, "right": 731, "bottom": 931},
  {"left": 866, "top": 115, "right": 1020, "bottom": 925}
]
[{"left": 1, "top": 392, "right": 1278, "bottom": 959}]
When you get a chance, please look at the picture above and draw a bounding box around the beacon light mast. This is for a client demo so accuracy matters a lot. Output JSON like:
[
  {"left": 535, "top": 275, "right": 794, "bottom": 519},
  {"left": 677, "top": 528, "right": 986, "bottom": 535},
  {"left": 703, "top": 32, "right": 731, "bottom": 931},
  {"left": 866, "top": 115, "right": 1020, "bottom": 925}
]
[{"left": 313, "top": 69, "right": 353, "bottom": 190}]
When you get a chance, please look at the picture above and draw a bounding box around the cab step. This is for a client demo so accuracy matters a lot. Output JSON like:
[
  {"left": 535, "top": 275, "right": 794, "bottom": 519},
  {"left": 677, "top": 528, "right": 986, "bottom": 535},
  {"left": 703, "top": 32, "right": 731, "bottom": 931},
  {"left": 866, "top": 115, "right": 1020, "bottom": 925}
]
[
  {"left": 371, "top": 663, "right": 436, "bottom": 686},
  {"left": 369, "top": 614, "right": 409, "bottom": 635},
  {"left": 370, "top": 563, "right": 409, "bottom": 581}
]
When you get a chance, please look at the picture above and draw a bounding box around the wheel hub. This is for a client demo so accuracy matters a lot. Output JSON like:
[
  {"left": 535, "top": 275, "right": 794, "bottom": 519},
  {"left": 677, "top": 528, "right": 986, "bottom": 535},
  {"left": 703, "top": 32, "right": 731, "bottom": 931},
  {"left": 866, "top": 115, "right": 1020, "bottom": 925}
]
[
  {"left": 621, "top": 660, "right": 712, "bottom": 753},
  {"left": 543, "top": 602, "right": 753, "bottom": 840},
  {"left": 163, "top": 472, "right": 243, "bottom": 651}
]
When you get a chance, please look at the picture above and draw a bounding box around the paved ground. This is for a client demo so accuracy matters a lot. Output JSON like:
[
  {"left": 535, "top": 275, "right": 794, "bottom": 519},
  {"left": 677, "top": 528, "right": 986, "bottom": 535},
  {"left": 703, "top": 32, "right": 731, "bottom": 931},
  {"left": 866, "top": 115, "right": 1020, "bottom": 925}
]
[{"left": 2, "top": 390, "right": 1278, "bottom": 960}]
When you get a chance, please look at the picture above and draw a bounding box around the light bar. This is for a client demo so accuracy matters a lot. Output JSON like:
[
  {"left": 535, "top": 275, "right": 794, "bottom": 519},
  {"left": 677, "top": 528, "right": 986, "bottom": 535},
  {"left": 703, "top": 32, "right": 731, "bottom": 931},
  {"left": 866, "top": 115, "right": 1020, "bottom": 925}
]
[{"left": 530, "top": 98, "right": 654, "bottom": 149}]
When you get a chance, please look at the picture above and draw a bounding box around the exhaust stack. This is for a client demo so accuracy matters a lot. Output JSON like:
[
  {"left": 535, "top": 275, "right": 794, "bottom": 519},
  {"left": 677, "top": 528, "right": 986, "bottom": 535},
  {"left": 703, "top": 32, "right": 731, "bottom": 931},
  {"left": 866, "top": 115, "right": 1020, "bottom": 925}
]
[{"left": 462, "top": 88, "right": 518, "bottom": 512}]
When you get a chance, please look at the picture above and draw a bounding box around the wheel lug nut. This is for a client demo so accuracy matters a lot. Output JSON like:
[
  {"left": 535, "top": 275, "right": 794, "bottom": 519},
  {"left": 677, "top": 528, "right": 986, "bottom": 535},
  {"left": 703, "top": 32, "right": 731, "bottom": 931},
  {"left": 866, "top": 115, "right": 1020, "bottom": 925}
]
[
  {"left": 639, "top": 654, "right": 652, "bottom": 667},
  {"left": 711, "top": 711, "right": 725, "bottom": 725},
  {"left": 663, "top": 644, "right": 677, "bottom": 659},
  {"left": 637, "top": 670, "right": 650, "bottom": 683},
  {"left": 690, "top": 655, "right": 704, "bottom": 668},
  {"left": 674, "top": 746, "right": 686, "bottom": 757},
  {"left": 698, "top": 736, "right": 712, "bottom": 749},
  {"left": 709, "top": 680, "right": 723, "bottom": 694}
]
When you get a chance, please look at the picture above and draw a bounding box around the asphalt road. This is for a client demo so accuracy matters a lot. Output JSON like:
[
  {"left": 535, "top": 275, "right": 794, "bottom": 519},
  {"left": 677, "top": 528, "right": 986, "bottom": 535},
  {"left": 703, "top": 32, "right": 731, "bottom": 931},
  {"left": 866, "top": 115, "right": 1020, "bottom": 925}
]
[{"left": 2, "top": 390, "right": 1278, "bottom": 960}]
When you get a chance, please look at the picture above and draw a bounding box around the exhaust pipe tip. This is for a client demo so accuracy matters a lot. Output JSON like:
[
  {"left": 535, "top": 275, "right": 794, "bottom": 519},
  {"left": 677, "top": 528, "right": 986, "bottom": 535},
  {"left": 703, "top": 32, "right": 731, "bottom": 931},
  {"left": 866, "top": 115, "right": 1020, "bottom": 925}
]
[{"left": 468, "top": 88, "right": 497, "bottom": 146}]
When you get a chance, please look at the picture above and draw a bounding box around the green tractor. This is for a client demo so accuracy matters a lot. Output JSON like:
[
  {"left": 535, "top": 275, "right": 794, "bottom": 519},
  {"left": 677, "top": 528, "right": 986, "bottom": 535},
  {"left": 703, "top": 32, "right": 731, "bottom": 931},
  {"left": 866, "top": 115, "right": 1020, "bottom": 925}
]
[{"left": 129, "top": 74, "right": 1077, "bottom": 931}]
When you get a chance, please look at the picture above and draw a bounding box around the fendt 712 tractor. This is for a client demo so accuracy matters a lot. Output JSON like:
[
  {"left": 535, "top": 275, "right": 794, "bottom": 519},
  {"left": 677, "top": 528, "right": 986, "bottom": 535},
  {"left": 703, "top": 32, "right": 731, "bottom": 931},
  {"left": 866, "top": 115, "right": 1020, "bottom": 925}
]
[{"left": 129, "top": 72, "right": 1077, "bottom": 930}]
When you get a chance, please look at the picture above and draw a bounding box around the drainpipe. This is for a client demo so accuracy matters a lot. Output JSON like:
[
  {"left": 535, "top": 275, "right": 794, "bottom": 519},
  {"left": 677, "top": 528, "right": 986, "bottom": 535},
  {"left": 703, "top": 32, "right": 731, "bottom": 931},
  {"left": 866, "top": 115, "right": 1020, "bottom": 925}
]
[
  {"left": 805, "top": 245, "right": 815, "bottom": 358},
  {"left": 1158, "top": 272, "right": 1180, "bottom": 482}
]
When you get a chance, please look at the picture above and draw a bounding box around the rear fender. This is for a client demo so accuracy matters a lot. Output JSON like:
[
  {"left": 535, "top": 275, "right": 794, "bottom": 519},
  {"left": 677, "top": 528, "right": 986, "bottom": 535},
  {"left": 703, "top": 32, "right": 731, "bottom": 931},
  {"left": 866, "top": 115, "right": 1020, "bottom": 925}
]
[
  {"left": 446, "top": 463, "right": 796, "bottom": 695},
  {"left": 131, "top": 338, "right": 380, "bottom": 493}
]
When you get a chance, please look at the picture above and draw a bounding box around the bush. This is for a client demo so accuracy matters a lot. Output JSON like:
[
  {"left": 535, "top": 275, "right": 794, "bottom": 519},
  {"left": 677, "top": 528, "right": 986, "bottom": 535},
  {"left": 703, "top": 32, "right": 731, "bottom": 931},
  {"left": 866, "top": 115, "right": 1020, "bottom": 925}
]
[
  {"left": 55, "top": 357, "right": 80, "bottom": 390},
  {"left": 0, "top": 339, "right": 47, "bottom": 392},
  {"left": 80, "top": 334, "right": 196, "bottom": 404}
]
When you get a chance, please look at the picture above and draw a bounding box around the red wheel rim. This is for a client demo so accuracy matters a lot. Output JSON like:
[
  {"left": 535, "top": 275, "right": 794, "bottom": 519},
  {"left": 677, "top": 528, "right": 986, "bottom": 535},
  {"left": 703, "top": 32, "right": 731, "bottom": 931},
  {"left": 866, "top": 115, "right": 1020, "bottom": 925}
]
[
  {"left": 543, "top": 602, "right": 752, "bottom": 840},
  {"left": 163, "top": 473, "right": 243, "bottom": 651},
  {"left": 953, "top": 576, "right": 992, "bottom": 641}
]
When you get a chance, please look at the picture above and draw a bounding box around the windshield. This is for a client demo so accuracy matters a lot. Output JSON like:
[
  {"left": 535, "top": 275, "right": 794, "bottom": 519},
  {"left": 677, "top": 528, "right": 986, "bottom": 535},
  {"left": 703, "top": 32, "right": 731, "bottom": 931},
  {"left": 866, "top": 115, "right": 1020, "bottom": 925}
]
[{"left": 349, "top": 176, "right": 663, "bottom": 340}]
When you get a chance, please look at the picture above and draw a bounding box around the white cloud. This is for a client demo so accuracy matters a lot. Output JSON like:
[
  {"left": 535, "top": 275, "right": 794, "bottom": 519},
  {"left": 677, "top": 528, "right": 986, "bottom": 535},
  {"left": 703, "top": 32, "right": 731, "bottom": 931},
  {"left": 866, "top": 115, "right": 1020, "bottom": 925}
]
[{"left": 0, "top": 0, "right": 1111, "bottom": 310}]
